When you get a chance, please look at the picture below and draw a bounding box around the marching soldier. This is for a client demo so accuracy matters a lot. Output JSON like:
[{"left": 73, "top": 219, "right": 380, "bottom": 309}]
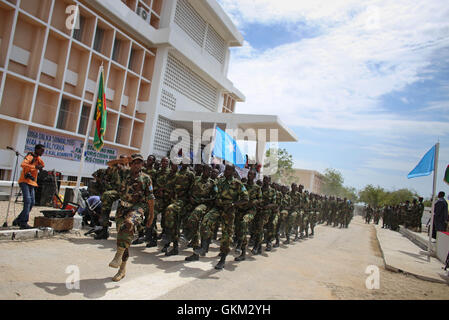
[
  {"left": 108, "top": 154, "right": 154, "bottom": 282},
  {"left": 195, "top": 164, "right": 249, "bottom": 270}
]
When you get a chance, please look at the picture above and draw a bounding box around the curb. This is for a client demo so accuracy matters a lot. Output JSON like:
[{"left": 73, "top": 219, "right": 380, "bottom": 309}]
[
  {"left": 0, "top": 227, "right": 54, "bottom": 241},
  {"left": 374, "top": 224, "right": 448, "bottom": 284}
]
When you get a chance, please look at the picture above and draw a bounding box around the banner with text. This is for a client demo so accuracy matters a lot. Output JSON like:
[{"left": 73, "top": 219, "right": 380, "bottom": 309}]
[{"left": 24, "top": 129, "right": 117, "bottom": 166}]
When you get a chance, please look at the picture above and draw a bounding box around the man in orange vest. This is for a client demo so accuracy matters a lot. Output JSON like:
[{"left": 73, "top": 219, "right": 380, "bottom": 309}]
[{"left": 13, "top": 144, "right": 45, "bottom": 229}]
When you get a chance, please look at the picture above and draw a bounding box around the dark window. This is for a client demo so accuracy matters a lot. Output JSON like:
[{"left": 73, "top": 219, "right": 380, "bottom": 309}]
[
  {"left": 73, "top": 15, "right": 86, "bottom": 42},
  {"left": 56, "top": 99, "right": 70, "bottom": 130},
  {"left": 128, "top": 49, "right": 136, "bottom": 70},
  {"left": 93, "top": 27, "right": 104, "bottom": 52},
  {"left": 78, "top": 104, "right": 91, "bottom": 134},
  {"left": 112, "top": 39, "right": 121, "bottom": 62}
]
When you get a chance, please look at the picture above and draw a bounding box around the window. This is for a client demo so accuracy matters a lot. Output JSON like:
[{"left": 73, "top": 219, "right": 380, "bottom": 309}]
[
  {"left": 112, "top": 39, "right": 121, "bottom": 62},
  {"left": 128, "top": 48, "right": 136, "bottom": 70},
  {"left": 56, "top": 99, "right": 70, "bottom": 129},
  {"left": 115, "top": 118, "right": 123, "bottom": 143},
  {"left": 73, "top": 15, "right": 86, "bottom": 42},
  {"left": 78, "top": 104, "right": 90, "bottom": 134},
  {"left": 93, "top": 27, "right": 104, "bottom": 52}
]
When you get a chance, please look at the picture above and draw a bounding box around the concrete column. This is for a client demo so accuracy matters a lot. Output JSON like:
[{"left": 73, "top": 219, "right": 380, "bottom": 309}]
[{"left": 141, "top": 47, "right": 169, "bottom": 156}]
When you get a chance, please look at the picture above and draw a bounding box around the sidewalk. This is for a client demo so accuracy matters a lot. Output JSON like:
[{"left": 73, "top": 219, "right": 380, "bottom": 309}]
[{"left": 374, "top": 224, "right": 449, "bottom": 284}]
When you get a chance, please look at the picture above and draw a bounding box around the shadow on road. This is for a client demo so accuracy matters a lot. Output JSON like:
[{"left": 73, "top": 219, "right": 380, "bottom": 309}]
[{"left": 34, "top": 277, "right": 120, "bottom": 299}]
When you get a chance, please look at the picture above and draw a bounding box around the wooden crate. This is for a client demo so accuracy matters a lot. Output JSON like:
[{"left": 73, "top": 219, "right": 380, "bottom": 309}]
[{"left": 34, "top": 216, "right": 74, "bottom": 231}]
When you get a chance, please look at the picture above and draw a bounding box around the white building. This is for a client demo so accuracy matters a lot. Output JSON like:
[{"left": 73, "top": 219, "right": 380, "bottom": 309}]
[{"left": 0, "top": 0, "right": 297, "bottom": 184}]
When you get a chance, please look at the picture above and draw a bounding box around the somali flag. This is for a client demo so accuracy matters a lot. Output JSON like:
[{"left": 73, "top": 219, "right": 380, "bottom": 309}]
[
  {"left": 407, "top": 145, "right": 436, "bottom": 179},
  {"left": 212, "top": 127, "right": 245, "bottom": 168}
]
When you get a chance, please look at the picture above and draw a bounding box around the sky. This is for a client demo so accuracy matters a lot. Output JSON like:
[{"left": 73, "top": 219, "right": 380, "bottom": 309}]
[{"left": 217, "top": 0, "right": 449, "bottom": 198}]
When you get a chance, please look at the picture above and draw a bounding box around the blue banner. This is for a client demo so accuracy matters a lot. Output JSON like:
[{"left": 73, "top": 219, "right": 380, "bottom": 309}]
[{"left": 407, "top": 145, "right": 435, "bottom": 179}]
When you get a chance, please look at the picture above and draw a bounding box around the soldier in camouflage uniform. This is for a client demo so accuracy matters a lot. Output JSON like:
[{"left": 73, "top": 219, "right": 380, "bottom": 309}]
[
  {"left": 250, "top": 176, "right": 276, "bottom": 254},
  {"left": 195, "top": 164, "right": 249, "bottom": 270},
  {"left": 302, "top": 190, "right": 310, "bottom": 238},
  {"left": 95, "top": 155, "right": 128, "bottom": 240},
  {"left": 309, "top": 193, "right": 317, "bottom": 236},
  {"left": 141, "top": 155, "right": 159, "bottom": 246},
  {"left": 162, "top": 160, "right": 195, "bottom": 256},
  {"left": 365, "top": 205, "right": 373, "bottom": 224},
  {"left": 184, "top": 165, "right": 218, "bottom": 261},
  {"left": 89, "top": 168, "right": 107, "bottom": 196},
  {"left": 108, "top": 154, "right": 154, "bottom": 282},
  {"left": 151, "top": 157, "right": 171, "bottom": 244},
  {"left": 234, "top": 169, "right": 262, "bottom": 261},
  {"left": 278, "top": 185, "right": 291, "bottom": 244},
  {"left": 285, "top": 183, "right": 300, "bottom": 244},
  {"left": 265, "top": 182, "right": 281, "bottom": 249},
  {"left": 417, "top": 197, "right": 424, "bottom": 232}
]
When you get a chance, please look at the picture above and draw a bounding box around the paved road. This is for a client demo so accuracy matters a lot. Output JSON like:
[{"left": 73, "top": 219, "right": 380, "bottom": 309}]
[{"left": 1, "top": 216, "right": 448, "bottom": 299}]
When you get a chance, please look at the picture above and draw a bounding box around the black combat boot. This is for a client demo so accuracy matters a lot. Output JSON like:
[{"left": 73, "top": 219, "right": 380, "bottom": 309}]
[
  {"left": 185, "top": 252, "right": 199, "bottom": 261},
  {"left": 235, "top": 245, "right": 246, "bottom": 261},
  {"left": 161, "top": 243, "right": 170, "bottom": 253},
  {"left": 215, "top": 253, "right": 227, "bottom": 270},
  {"left": 235, "top": 239, "right": 242, "bottom": 254},
  {"left": 94, "top": 227, "right": 109, "bottom": 240},
  {"left": 284, "top": 234, "right": 290, "bottom": 245},
  {"left": 294, "top": 231, "right": 300, "bottom": 241},
  {"left": 165, "top": 240, "right": 179, "bottom": 256},
  {"left": 265, "top": 241, "right": 272, "bottom": 252},
  {"left": 251, "top": 241, "right": 261, "bottom": 255},
  {"left": 273, "top": 236, "right": 280, "bottom": 248},
  {"left": 194, "top": 238, "right": 209, "bottom": 256}
]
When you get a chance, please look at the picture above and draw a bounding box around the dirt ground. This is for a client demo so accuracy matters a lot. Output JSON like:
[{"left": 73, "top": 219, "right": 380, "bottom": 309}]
[{"left": 0, "top": 201, "right": 448, "bottom": 300}]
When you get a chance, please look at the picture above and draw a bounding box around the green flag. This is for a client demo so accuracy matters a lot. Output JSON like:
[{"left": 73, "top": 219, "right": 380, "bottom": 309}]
[
  {"left": 93, "top": 68, "right": 107, "bottom": 151},
  {"left": 444, "top": 165, "right": 449, "bottom": 185}
]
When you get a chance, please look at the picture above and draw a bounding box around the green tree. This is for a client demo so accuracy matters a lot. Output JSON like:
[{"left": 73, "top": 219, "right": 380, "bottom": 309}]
[
  {"left": 321, "top": 168, "right": 358, "bottom": 201},
  {"left": 358, "top": 185, "right": 387, "bottom": 207},
  {"left": 264, "top": 148, "right": 295, "bottom": 185},
  {"left": 384, "top": 188, "right": 417, "bottom": 205}
]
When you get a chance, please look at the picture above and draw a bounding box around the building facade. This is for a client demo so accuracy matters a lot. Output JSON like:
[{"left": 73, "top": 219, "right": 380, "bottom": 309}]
[
  {"left": 291, "top": 168, "right": 324, "bottom": 194},
  {"left": 0, "top": 0, "right": 297, "bottom": 183}
]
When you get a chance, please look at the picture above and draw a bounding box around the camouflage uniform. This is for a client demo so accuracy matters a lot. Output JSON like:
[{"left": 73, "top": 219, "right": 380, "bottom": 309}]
[
  {"left": 164, "top": 167, "right": 195, "bottom": 244},
  {"left": 279, "top": 190, "right": 291, "bottom": 240},
  {"left": 153, "top": 167, "right": 173, "bottom": 233},
  {"left": 115, "top": 169, "right": 154, "bottom": 253},
  {"left": 266, "top": 188, "right": 282, "bottom": 244},
  {"left": 183, "top": 175, "right": 217, "bottom": 248},
  {"left": 235, "top": 182, "right": 262, "bottom": 249},
  {"left": 288, "top": 189, "right": 300, "bottom": 241},
  {"left": 253, "top": 184, "right": 276, "bottom": 246},
  {"left": 301, "top": 193, "right": 310, "bottom": 237},
  {"left": 98, "top": 166, "right": 123, "bottom": 236},
  {"left": 199, "top": 176, "right": 249, "bottom": 255}
]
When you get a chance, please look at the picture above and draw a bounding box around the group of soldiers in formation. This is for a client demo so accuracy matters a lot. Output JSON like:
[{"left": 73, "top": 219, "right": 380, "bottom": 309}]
[
  {"left": 87, "top": 154, "right": 355, "bottom": 282},
  {"left": 363, "top": 198, "right": 425, "bottom": 232}
]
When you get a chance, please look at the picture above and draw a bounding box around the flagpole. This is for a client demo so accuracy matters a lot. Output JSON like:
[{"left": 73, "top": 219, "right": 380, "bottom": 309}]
[
  {"left": 73, "top": 65, "right": 103, "bottom": 203},
  {"left": 427, "top": 142, "right": 439, "bottom": 261}
]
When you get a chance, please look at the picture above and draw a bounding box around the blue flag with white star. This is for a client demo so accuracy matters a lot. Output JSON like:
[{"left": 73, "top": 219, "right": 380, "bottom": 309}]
[{"left": 212, "top": 127, "right": 245, "bottom": 168}]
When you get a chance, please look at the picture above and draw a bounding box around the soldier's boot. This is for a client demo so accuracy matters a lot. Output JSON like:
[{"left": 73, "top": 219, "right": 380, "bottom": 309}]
[
  {"left": 185, "top": 253, "right": 200, "bottom": 261},
  {"left": 109, "top": 247, "right": 126, "bottom": 268},
  {"left": 112, "top": 260, "right": 127, "bottom": 282},
  {"left": 284, "top": 234, "right": 290, "bottom": 245},
  {"left": 273, "top": 236, "right": 280, "bottom": 248},
  {"left": 194, "top": 238, "right": 210, "bottom": 257},
  {"left": 215, "top": 253, "right": 227, "bottom": 270},
  {"left": 94, "top": 227, "right": 109, "bottom": 240},
  {"left": 235, "top": 245, "right": 247, "bottom": 261},
  {"left": 132, "top": 230, "right": 145, "bottom": 245},
  {"left": 294, "top": 230, "right": 300, "bottom": 241},
  {"left": 145, "top": 228, "right": 158, "bottom": 248},
  {"left": 235, "top": 240, "right": 242, "bottom": 254},
  {"left": 265, "top": 240, "right": 272, "bottom": 252},
  {"left": 310, "top": 228, "right": 314, "bottom": 236},
  {"left": 251, "top": 241, "right": 261, "bottom": 255},
  {"left": 165, "top": 240, "right": 179, "bottom": 256},
  {"left": 161, "top": 243, "right": 170, "bottom": 253}
]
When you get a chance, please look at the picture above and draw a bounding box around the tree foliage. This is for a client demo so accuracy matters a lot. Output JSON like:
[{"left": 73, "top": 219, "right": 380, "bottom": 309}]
[
  {"left": 321, "top": 168, "right": 358, "bottom": 202},
  {"left": 358, "top": 185, "right": 418, "bottom": 207},
  {"left": 264, "top": 148, "right": 295, "bottom": 185}
]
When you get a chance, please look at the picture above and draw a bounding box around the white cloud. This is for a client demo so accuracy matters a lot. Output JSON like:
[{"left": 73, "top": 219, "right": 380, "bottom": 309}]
[{"left": 224, "top": 0, "right": 449, "bottom": 137}]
